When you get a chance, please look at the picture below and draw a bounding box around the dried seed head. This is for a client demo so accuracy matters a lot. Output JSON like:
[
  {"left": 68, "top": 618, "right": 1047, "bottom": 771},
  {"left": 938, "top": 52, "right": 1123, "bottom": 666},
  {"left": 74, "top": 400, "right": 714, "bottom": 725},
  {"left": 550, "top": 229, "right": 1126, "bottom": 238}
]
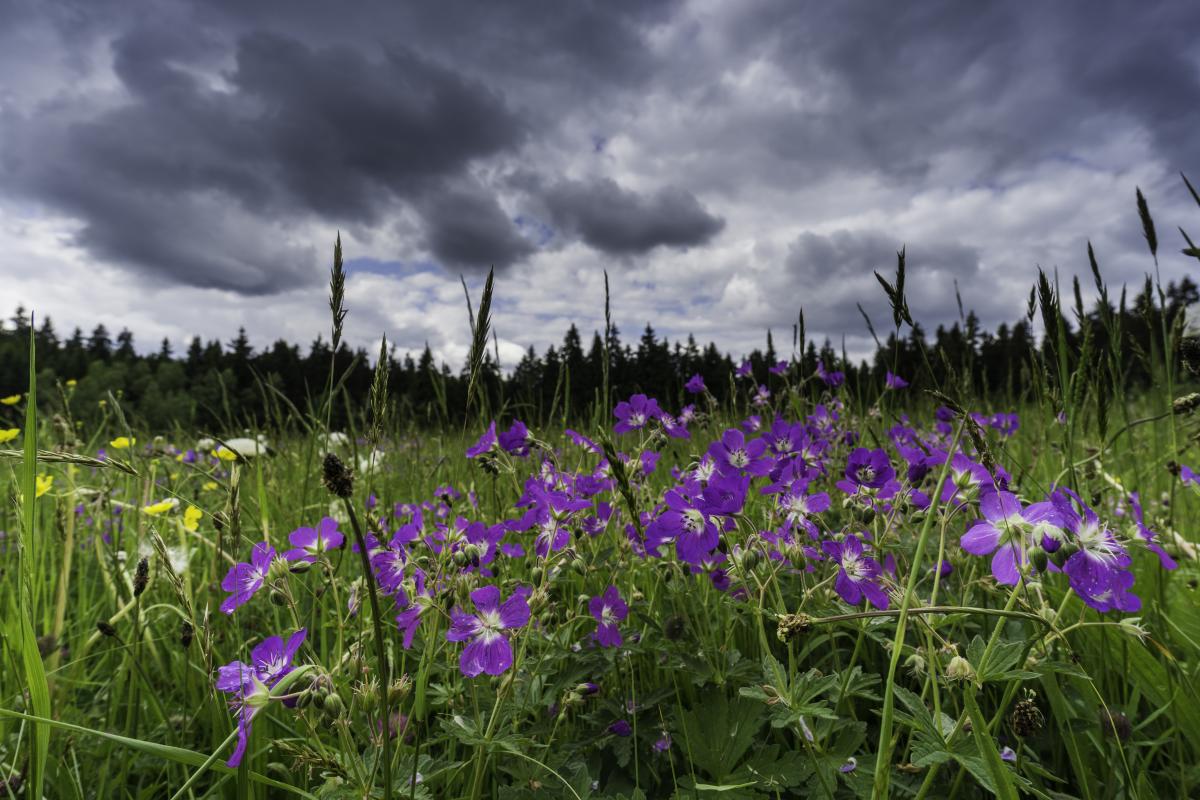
[
  {"left": 776, "top": 613, "right": 812, "bottom": 643},
  {"left": 1010, "top": 696, "right": 1044, "bottom": 738},
  {"left": 133, "top": 556, "right": 150, "bottom": 597},
  {"left": 96, "top": 620, "right": 117, "bottom": 638},
  {"left": 180, "top": 620, "right": 194, "bottom": 649},
  {"left": 1100, "top": 709, "right": 1132, "bottom": 741},
  {"left": 322, "top": 453, "right": 354, "bottom": 499},
  {"left": 1173, "top": 392, "right": 1200, "bottom": 415}
]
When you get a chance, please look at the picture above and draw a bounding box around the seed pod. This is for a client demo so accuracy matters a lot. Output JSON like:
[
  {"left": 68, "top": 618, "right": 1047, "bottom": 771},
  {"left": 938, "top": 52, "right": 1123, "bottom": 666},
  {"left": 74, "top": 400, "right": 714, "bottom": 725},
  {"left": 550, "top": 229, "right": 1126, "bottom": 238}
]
[
  {"left": 133, "top": 556, "right": 150, "bottom": 597},
  {"left": 663, "top": 614, "right": 687, "bottom": 641},
  {"left": 96, "top": 620, "right": 118, "bottom": 638},
  {"left": 1099, "top": 709, "right": 1132, "bottom": 741},
  {"left": 776, "top": 613, "right": 812, "bottom": 643},
  {"left": 180, "top": 620, "right": 194, "bottom": 649},
  {"left": 946, "top": 655, "right": 975, "bottom": 683},
  {"left": 322, "top": 453, "right": 355, "bottom": 499},
  {"left": 1010, "top": 696, "right": 1044, "bottom": 737},
  {"left": 322, "top": 692, "right": 346, "bottom": 719}
]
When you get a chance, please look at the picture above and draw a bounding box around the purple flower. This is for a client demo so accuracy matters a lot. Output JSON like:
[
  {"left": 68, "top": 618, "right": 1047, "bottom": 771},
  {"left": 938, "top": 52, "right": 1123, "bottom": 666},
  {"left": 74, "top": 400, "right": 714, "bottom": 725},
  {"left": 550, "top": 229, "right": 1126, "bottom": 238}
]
[
  {"left": 885, "top": 371, "right": 909, "bottom": 390},
  {"left": 220, "top": 542, "right": 275, "bottom": 614},
  {"left": 466, "top": 422, "right": 497, "bottom": 458},
  {"left": 816, "top": 361, "right": 845, "bottom": 388},
  {"left": 614, "top": 394, "right": 663, "bottom": 434},
  {"left": 736, "top": 360, "right": 753, "bottom": 379},
  {"left": 999, "top": 747, "right": 1016, "bottom": 763},
  {"left": 769, "top": 360, "right": 789, "bottom": 376},
  {"left": 1129, "top": 492, "right": 1176, "bottom": 570},
  {"left": 836, "top": 448, "right": 895, "bottom": 494},
  {"left": 646, "top": 488, "right": 719, "bottom": 564},
  {"left": 395, "top": 568, "right": 433, "bottom": 648},
  {"left": 589, "top": 586, "right": 629, "bottom": 647},
  {"left": 775, "top": 482, "right": 831, "bottom": 536},
  {"left": 283, "top": 517, "right": 344, "bottom": 564},
  {"left": 990, "top": 412, "right": 1020, "bottom": 436},
  {"left": 1181, "top": 464, "right": 1199, "bottom": 488},
  {"left": 821, "top": 534, "right": 889, "bottom": 609},
  {"left": 960, "top": 491, "right": 1039, "bottom": 585},
  {"left": 608, "top": 719, "right": 633, "bottom": 737},
  {"left": 752, "top": 384, "right": 771, "bottom": 407},
  {"left": 216, "top": 629, "right": 306, "bottom": 767},
  {"left": 707, "top": 428, "right": 773, "bottom": 476},
  {"left": 685, "top": 374, "right": 706, "bottom": 394},
  {"left": 447, "top": 585, "right": 531, "bottom": 677},
  {"left": 1061, "top": 496, "right": 1139, "bottom": 612},
  {"left": 565, "top": 428, "right": 603, "bottom": 454},
  {"left": 653, "top": 732, "right": 672, "bottom": 752},
  {"left": 498, "top": 420, "right": 531, "bottom": 457},
  {"left": 840, "top": 757, "right": 858, "bottom": 773}
]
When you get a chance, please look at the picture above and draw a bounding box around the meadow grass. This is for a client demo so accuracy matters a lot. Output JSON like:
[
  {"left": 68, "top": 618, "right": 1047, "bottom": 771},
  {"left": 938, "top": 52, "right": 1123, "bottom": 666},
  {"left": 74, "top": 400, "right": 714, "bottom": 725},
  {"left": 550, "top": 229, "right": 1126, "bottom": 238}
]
[{"left": 2, "top": 243, "right": 1200, "bottom": 800}]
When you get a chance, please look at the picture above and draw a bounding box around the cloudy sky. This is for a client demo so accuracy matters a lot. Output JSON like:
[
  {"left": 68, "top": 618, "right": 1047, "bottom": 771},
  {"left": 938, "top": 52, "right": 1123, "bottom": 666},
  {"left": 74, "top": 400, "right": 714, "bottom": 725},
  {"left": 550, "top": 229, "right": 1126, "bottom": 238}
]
[{"left": 3, "top": 0, "right": 1200, "bottom": 367}]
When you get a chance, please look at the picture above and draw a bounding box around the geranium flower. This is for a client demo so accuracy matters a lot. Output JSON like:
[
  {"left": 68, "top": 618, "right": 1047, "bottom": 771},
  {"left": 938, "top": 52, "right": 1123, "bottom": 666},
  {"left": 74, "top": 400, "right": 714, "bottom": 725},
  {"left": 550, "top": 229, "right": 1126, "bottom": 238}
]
[
  {"left": 685, "top": 374, "right": 706, "bottom": 394},
  {"left": 589, "top": 586, "right": 628, "bottom": 648},
  {"left": 885, "top": 372, "right": 909, "bottom": 389},
  {"left": 821, "top": 534, "right": 888, "bottom": 609},
  {"left": 446, "top": 585, "right": 531, "bottom": 677},
  {"left": 216, "top": 629, "right": 306, "bottom": 767},
  {"left": 613, "top": 394, "right": 662, "bottom": 434},
  {"left": 466, "top": 421, "right": 497, "bottom": 458},
  {"left": 284, "top": 516, "right": 345, "bottom": 564},
  {"left": 960, "top": 491, "right": 1042, "bottom": 584},
  {"left": 220, "top": 542, "right": 275, "bottom": 614}
]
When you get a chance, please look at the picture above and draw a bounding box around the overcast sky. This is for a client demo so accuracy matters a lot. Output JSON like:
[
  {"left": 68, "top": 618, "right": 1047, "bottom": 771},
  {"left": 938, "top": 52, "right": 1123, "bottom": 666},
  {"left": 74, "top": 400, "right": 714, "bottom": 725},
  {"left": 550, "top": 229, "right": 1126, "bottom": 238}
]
[{"left": 3, "top": 0, "right": 1200, "bottom": 367}]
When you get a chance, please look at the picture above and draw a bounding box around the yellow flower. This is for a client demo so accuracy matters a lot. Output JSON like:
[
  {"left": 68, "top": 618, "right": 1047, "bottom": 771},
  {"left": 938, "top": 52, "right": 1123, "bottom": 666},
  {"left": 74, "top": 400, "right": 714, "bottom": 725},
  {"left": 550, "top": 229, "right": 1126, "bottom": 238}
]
[
  {"left": 109, "top": 436, "right": 136, "bottom": 450},
  {"left": 183, "top": 505, "right": 202, "bottom": 532},
  {"left": 1, "top": 394, "right": 21, "bottom": 406},
  {"left": 215, "top": 446, "right": 238, "bottom": 462},
  {"left": 202, "top": 480, "right": 219, "bottom": 491},
  {"left": 36, "top": 474, "right": 53, "bottom": 498},
  {"left": 0, "top": 428, "right": 19, "bottom": 444},
  {"left": 143, "top": 498, "right": 179, "bottom": 516},
  {"left": 65, "top": 379, "right": 77, "bottom": 388}
]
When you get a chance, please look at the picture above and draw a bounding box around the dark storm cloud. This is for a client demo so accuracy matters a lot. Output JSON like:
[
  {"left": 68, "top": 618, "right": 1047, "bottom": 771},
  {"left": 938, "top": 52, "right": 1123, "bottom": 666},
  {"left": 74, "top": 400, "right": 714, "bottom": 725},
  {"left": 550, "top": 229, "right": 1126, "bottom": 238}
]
[
  {"left": 418, "top": 179, "right": 534, "bottom": 272},
  {"left": 3, "top": 0, "right": 1200, "bottom": 355},
  {"left": 1, "top": 24, "right": 528, "bottom": 291},
  {"left": 543, "top": 178, "right": 725, "bottom": 255}
]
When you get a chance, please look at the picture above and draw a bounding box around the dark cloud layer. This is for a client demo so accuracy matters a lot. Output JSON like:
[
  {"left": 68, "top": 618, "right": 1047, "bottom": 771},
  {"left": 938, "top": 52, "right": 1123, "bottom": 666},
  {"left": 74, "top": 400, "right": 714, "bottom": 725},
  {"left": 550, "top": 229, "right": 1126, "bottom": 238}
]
[
  {"left": 2, "top": 0, "right": 1200, "bottom": 351},
  {"left": 544, "top": 177, "right": 725, "bottom": 255}
]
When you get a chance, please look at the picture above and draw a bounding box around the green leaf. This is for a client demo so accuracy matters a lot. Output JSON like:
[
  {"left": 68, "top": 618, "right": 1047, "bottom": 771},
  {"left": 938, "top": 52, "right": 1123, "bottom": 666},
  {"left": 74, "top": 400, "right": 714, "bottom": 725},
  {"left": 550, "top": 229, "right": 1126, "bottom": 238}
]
[{"left": 679, "top": 693, "right": 764, "bottom": 783}]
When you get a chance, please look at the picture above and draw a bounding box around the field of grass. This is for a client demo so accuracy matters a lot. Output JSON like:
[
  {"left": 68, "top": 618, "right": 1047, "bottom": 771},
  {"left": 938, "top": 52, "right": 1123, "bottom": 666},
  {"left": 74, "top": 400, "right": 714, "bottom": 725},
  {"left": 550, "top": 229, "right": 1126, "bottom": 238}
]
[{"left": 3, "top": 254, "right": 1200, "bottom": 800}]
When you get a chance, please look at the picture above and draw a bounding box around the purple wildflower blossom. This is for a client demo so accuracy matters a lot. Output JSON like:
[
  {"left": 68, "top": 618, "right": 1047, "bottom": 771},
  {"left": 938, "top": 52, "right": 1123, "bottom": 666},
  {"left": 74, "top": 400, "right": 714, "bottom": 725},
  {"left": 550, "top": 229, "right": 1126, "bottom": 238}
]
[
  {"left": 685, "top": 373, "right": 706, "bottom": 394},
  {"left": 589, "top": 585, "right": 629, "bottom": 647},
  {"left": 613, "top": 394, "right": 662, "bottom": 434},
  {"left": 836, "top": 448, "right": 895, "bottom": 494},
  {"left": 885, "top": 371, "right": 909, "bottom": 389},
  {"left": 609, "top": 719, "right": 633, "bottom": 737},
  {"left": 646, "top": 488, "right": 720, "bottom": 564},
  {"left": 1129, "top": 492, "right": 1176, "bottom": 570},
  {"left": 220, "top": 542, "right": 275, "bottom": 614},
  {"left": 283, "top": 517, "right": 344, "bottom": 564},
  {"left": 821, "top": 534, "right": 889, "bottom": 609},
  {"left": 447, "top": 585, "right": 531, "bottom": 677},
  {"left": 735, "top": 360, "right": 753, "bottom": 379},
  {"left": 769, "top": 360, "right": 789, "bottom": 376},
  {"left": 960, "top": 491, "right": 1039, "bottom": 585},
  {"left": 498, "top": 420, "right": 531, "bottom": 456},
  {"left": 816, "top": 361, "right": 845, "bottom": 388},
  {"left": 216, "top": 629, "right": 306, "bottom": 767},
  {"left": 708, "top": 428, "right": 773, "bottom": 476},
  {"left": 466, "top": 422, "right": 497, "bottom": 458}
]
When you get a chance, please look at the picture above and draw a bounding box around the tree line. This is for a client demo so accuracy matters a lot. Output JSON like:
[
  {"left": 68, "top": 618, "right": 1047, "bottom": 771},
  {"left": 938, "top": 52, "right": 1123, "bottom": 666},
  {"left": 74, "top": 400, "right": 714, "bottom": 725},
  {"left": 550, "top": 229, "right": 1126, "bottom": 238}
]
[{"left": 0, "top": 274, "right": 1195, "bottom": 435}]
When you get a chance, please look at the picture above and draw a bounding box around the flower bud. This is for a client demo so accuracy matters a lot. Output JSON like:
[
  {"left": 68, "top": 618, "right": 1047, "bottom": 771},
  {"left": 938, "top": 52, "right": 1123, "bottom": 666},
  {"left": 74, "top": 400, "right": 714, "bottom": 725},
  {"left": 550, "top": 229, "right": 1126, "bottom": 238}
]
[{"left": 945, "top": 655, "right": 976, "bottom": 683}]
